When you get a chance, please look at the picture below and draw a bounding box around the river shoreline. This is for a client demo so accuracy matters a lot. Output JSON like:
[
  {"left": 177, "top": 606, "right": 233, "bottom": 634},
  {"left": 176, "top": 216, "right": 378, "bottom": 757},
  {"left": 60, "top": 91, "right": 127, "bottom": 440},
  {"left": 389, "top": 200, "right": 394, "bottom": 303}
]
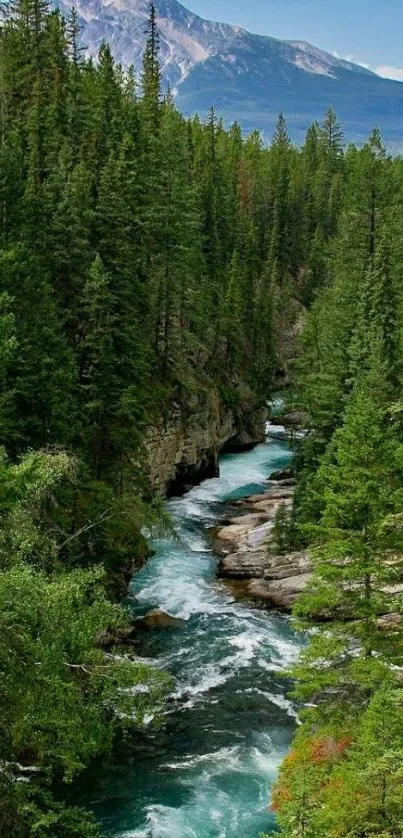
[
  {"left": 215, "top": 430, "right": 403, "bottom": 623},
  {"left": 214, "top": 456, "right": 311, "bottom": 613}
]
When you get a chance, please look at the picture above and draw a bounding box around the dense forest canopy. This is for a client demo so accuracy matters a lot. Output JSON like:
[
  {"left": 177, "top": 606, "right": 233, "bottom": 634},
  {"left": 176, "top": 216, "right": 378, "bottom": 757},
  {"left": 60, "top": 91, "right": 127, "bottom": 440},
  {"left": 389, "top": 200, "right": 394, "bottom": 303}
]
[
  {"left": 1, "top": 0, "right": 403, "bottom": 833},
  {"left": 268, "top": 129, "right": 403, "bottom": 837}
]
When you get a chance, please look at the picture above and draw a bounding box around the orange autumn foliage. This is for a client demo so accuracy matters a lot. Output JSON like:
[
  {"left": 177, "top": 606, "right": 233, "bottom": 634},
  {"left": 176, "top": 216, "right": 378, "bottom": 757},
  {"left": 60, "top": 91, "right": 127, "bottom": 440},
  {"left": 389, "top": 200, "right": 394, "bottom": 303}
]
[
  {"left": 310, "top": 736, "right": 352, "bottom": 764},
  {"left": 271, "top": 785, "right": 293, "bottom": 812},
  {"left": 271, "top": 735, "right": 353, "bottom": 814}
]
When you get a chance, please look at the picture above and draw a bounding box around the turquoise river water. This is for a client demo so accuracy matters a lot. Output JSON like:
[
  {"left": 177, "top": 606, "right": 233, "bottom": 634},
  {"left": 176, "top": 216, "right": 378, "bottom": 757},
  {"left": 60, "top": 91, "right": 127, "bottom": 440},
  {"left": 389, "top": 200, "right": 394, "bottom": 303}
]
[{"left": 84, "top": 437, "right": 300, "bottom": 837}]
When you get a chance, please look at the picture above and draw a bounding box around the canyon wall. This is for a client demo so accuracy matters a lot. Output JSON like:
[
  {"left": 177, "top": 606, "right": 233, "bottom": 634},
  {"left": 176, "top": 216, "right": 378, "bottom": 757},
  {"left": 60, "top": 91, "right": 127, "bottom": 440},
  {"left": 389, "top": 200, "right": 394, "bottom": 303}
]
[{"left": 146, "top": 392, "right": 266, "bottom": 496}]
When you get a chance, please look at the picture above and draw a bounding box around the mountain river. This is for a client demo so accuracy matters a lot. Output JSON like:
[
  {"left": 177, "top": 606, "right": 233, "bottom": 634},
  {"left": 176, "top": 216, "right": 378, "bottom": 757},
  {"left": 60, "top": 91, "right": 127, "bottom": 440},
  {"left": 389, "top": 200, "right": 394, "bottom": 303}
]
[{"left": 84, "top": 435, "right": 301, "bottom": 837}]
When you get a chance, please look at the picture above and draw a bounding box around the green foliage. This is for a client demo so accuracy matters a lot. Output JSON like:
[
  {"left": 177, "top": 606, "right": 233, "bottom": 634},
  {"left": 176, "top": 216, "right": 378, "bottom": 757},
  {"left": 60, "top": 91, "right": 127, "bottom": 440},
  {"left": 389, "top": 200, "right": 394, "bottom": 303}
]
[
  {"left": 273, "top": 114, "right": 403, "bottom": 837},
  {"left": 0, "top": 447, "right": 76, "bottom": 570},
  {"left": 0, "top": 448, "right": 170, "bottom": 836},
  {"left": 0, "top": 564, "right": 168, "bottom": 772},
  {"left": 270, "top": 502, "right": 300, "bottom": 555},
  {"left": 0, "top": 781, "right": 103, "bottom": 837}
]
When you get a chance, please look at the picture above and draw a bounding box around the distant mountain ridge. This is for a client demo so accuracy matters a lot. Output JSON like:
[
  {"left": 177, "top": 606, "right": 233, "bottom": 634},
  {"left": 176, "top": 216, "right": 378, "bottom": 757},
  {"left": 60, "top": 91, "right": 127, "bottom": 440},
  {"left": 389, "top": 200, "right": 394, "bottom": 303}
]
[{"left": 56, "top": 0, "right": 403, "bottom": 146}]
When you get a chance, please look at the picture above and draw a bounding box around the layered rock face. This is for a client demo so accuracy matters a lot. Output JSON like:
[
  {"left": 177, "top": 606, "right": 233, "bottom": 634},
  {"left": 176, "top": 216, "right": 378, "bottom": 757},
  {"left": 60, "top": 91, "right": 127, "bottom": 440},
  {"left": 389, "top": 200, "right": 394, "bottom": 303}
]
[
  {"left": 146, "top": 395, "right": 266, "bottom": 495},
  {"left": 216, "top": 475, "right": 403, "bottom": 614},
  {"left": 215, "top": 476, "right": 312, "bottom": 611}
]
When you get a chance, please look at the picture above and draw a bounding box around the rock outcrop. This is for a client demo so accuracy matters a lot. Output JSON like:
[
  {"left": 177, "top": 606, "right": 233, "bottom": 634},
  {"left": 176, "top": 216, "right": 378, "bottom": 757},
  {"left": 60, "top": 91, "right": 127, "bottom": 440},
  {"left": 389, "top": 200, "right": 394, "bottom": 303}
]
[
  {"left": 135, "top": 610, "right": 186, "bottom": 629},
  {"left": 146, "top": 393, "right": 267, "bottom": 495},
  {"left": 216, "top": 480, "right": 312, "bottom": 611},
  {"left": 96, "top": 610, "right": 185, "bottom": 648},
  {"left": 268, "top": 467, "right": 294, "bottom": 482},
  {"left": 216, "top": 482, "right": 403, "bottom": 614}
]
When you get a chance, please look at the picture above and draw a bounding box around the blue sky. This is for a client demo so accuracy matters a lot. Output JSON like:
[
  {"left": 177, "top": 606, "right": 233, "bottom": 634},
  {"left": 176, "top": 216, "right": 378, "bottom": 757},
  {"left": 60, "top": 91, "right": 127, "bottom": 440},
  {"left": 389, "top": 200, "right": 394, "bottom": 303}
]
[{"left": 185, "top": 0, "right": 403, "bottom": 80}]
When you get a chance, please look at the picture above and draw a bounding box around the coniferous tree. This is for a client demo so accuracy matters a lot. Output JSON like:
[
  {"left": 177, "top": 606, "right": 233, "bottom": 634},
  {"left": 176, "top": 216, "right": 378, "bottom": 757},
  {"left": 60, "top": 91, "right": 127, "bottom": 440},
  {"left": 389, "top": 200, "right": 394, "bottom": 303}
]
[
  {"left": 140, "top": 1, "right": 161, "bottom": 132},
  {"left": 348, "top": 237, "right": 400, "bottom": 398}
]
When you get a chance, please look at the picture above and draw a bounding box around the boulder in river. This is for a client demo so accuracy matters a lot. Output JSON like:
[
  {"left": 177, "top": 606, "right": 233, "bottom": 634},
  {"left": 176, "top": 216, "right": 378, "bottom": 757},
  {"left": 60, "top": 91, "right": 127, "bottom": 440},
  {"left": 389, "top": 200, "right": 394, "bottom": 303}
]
[
  {"left": 247, "top": 573, "right": 312, "bottom": 609},
  {"left": 219, "top": 548, "right": 312, "bottom": 610},
  {"left": 247, "top": 520, "right": 274, "bottom": 548},
  {"left": 96, "top": 625, "right": 137, "bottom": 648},
  {"left": 215, "top": 522, "right": 253, "bottom": 548},
  {"left": 215, "top": 476, "right": 313, "bottom": 611},
  {"left": 280, "top": 410, "right": 308, "bottom": 428},
  {"left": 219, "top": 550, "right": 268, "bottom": 579},
  {"left": 227, "top": 513, "right": 270, "bottom": 527},
  {"left": 136, "top": 610, "right": 186, "bottom": 629},
  {"left": 269, "top": 467, "right": 294, "bottom": 482},
  {"left": 222, "top": 430, "right": 257, "bottom": 452},
  {"left": 235, "top": 487, "right": 294, "bottom": 506}
]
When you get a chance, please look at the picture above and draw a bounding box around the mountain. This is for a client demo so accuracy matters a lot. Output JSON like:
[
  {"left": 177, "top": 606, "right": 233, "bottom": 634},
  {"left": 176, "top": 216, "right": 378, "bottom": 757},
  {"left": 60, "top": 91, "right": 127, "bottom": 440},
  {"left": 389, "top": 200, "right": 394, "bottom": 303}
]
[{"left": 56, "top": 0, "right": 403, "bottom": 146}]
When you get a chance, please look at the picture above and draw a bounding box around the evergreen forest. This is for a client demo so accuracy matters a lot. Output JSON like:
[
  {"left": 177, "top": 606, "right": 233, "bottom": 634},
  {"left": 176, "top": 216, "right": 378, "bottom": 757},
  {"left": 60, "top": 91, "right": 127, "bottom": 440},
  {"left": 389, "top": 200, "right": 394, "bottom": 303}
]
[
  {"left": 1, "top": 0, "right": 403, "bottom": 834},
  {"left": 270, "top": 121, "right": 403, "bottom": 836}
]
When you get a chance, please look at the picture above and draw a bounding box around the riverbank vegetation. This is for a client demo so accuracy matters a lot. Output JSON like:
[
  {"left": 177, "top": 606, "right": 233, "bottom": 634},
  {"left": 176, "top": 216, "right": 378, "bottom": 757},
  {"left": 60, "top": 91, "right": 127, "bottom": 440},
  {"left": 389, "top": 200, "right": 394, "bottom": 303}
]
[{"left": 271, "top": 122, "right": 403, "bottom": 836}]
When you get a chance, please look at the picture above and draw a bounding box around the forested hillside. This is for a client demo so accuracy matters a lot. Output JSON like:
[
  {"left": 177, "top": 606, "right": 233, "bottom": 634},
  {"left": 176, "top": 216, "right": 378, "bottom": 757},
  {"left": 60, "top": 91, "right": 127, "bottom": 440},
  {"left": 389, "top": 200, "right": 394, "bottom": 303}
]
[
  {"left": 0, "top": 0, "right": 348, "bottom": 834},
  {"left": 2, "top": 0, "right": 403, "bottom": 834},
  {"left": 270, "top": 125, "right": 403, "bottom": 835}
]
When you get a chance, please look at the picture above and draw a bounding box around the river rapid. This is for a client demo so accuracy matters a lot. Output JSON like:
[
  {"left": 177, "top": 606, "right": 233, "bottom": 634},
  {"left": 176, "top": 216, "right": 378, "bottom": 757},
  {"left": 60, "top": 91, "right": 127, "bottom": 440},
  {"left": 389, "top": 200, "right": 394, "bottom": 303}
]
[{"left": 86, "top": 437, "right": 301, "bottom": 837}]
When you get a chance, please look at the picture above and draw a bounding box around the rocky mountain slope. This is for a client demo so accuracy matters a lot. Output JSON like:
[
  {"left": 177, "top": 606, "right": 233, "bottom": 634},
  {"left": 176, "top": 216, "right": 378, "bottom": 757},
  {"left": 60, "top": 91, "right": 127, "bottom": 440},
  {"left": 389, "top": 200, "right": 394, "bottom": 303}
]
[{"left": 57, "top": 0, "right": 403, "bottom": 145}]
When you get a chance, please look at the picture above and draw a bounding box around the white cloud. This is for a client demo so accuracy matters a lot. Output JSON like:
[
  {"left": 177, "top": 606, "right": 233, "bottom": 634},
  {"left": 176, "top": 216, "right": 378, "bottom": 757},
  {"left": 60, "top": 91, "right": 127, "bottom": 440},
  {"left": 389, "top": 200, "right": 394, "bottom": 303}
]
[
  {"left": 332, "top": 50, "right": 403, "bottom": 82},
  {"left": 375, "top": 65, "right": 403, "bottom": 81},
  {"left": 332, "top": 49, "right": 352, "bottom": 61},
  {"left": 332, "top": 49, "right": 370, "bottom": 69}
]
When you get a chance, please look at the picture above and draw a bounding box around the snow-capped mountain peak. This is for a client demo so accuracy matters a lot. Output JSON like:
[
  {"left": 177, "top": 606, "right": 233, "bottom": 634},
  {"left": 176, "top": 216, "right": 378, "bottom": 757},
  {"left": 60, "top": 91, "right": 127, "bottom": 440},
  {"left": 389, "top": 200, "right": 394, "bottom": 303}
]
[
  {"left": 56, "top": 0, "right": 239, "bottom": 86},
  {"left": 54, "top": 0, "right": 403, "bottom": 147},
  {"left": 56, "top": 0, "right": 374, "bottom": 87}
]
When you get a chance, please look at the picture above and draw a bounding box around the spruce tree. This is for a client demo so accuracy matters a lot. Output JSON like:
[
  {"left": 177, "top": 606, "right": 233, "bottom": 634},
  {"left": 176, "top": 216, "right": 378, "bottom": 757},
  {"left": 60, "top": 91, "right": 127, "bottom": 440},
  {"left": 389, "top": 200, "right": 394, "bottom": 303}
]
[{"left": 140, "top": 2, "right": 161, "bottom": 133}]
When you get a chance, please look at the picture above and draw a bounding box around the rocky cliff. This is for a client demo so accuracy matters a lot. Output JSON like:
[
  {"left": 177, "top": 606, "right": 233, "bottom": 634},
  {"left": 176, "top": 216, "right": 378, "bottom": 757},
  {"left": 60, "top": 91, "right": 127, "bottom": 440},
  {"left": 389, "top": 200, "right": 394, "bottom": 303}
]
[
  {"left": 146, "top": 392, "right": 266, "bottom": 496},
  {"left": 214, "top": 477, "right": 312, "bottom": 611}
]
